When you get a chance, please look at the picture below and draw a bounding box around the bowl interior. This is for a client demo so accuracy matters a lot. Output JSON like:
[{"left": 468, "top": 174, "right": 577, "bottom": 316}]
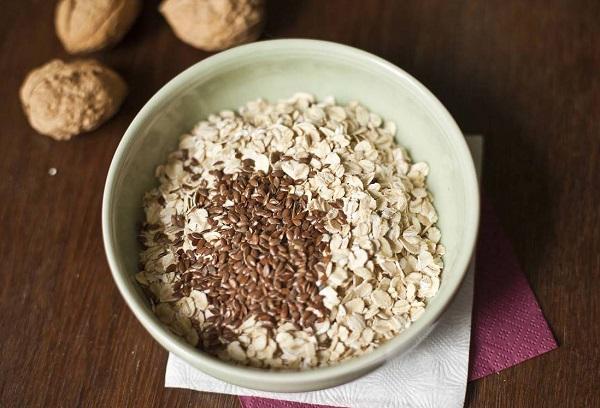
[{"left": 103, "top": 39, "right": 479, "bottom": 390}]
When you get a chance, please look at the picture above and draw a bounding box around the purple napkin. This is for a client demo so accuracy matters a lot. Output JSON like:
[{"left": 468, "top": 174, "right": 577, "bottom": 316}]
[
  {"left": 468, "top": 200, "right": 557, "bottom": 379},
  {"left": 240, "top": 199, "right": 557, "bottom": 408}
]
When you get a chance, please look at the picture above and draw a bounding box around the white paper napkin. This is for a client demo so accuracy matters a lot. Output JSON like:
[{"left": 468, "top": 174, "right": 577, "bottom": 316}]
[{"left": 165, "top": 136, "right": 483, "bottom": 408}]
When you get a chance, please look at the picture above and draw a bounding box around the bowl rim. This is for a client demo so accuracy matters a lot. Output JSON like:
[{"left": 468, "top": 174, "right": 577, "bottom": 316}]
[{"left": 102, "top": 38, "right": 480, "bottom": 387}]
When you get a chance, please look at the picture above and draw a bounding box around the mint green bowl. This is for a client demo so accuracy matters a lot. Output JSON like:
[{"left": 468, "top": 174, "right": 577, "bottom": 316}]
[{"left": 102, "top": 39, "right": 479, "bottom": 392}]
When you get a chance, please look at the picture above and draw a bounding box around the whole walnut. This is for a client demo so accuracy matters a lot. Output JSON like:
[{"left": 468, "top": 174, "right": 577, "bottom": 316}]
[
  {"left": 55, "top": 0, "right": 141, "bottom": 54},
  {"left": 159, "top": 0, "right": 265, "bottom": 51},
  {"left": 20, "top": 59, "right": 127, "bottom": 141}
]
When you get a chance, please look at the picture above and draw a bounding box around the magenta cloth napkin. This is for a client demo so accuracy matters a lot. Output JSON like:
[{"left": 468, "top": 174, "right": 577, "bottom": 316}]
[
  {"left": 240, "top": 199, "right": 558, "bottom": 408},
  {"left": 468, "top": 200, "right": 557, "bottom": 380}
]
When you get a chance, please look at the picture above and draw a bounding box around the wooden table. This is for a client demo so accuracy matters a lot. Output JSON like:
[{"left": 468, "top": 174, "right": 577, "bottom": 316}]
[{"left": 1, "top": 1, "right": 599, "bottom": 406}]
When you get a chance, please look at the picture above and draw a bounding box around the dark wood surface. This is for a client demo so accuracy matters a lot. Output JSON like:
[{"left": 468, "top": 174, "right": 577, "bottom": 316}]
[{"left": 1, "top": 1, "right": 599, "bottom": 407}]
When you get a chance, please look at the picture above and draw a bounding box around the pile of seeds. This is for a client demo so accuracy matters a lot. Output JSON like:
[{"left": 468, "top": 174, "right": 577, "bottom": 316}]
[
  {"left": 137, "top": 93, "right": 444, "bottom": 369},
  {"left": 171, "top": 166, "right": 337, "bottom": 351}
]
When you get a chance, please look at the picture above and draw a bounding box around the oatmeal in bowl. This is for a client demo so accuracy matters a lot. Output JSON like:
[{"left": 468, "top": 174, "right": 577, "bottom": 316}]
[
  {"left": 103, "top": 39, "right": 479, "bottom": 392},
  {"left": 137, "top": 93, "right": 444, "bottom": 369}
]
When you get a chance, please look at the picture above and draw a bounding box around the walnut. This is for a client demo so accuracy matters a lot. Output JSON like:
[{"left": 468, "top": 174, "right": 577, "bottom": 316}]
[
  {"left": 19, "top": 59, "right": 127, "bottom": 141},
  {"left": 55, "top": 0, "right": 141, "bottom": 54},
  {"left": 159, "top": 0, "right": 265, "bottom": 51}
]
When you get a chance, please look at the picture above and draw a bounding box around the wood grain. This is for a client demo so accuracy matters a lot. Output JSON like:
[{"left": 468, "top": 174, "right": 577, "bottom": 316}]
[{"left": 1, "top": 1, "right": 599, "bottom": 407}]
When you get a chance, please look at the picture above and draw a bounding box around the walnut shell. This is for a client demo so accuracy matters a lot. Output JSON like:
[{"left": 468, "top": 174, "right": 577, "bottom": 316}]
[
  {"left": 55, "top": 0, "right": 141, "bottom": 54},
  {"left": 159, "top": 0, "right": 265, "bottom": 51},
  {"left": 19, "top": 59, "right": 127, "bottom": 141}
]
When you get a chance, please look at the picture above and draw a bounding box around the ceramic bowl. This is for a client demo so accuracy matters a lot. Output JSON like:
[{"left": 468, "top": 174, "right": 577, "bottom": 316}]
[{"left": 102, "top": 39, "right": 479, "bottom": 392}]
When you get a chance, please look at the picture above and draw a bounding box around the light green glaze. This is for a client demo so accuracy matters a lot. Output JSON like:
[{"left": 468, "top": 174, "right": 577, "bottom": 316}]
[{"left": 102, "top": 39, "right": 479, "bottom": 392}]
